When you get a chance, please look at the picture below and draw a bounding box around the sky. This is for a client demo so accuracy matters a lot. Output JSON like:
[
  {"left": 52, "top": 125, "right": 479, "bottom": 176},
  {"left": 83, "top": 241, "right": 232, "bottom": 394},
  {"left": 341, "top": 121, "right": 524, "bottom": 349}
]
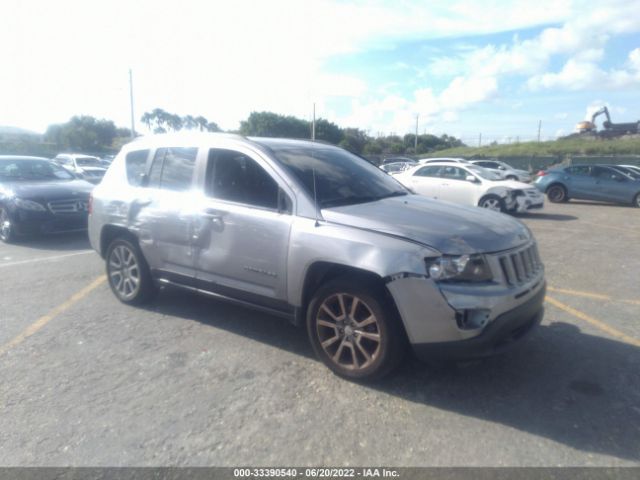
[{"left": 1, "top": 0, "right": 639, "bottom": 144}]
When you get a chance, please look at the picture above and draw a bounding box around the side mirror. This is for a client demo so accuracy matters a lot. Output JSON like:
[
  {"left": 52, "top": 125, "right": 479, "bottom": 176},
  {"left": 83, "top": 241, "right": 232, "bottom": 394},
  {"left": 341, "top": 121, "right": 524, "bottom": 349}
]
[
  {"left": 499, "top": 166, "right": 506, "bottom": 170},
  {"left": 466, "top": 175, "right": 478, "bottom": 183}
]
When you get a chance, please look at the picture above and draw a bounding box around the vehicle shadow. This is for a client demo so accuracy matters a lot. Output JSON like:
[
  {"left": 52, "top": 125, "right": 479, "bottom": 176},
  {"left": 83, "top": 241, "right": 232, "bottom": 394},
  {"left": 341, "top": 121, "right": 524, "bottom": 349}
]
[
  {"left": 14, "top": 232, "right": 91, "bottom": 251},
  {"left": 145, "top": 289, "right": 640, "bottom": 462},
  {"left": 513, "top": 212, "right": 578, "bottom": 221},
  {"left": 567, "top": 200, "right": 633, "bottom": 208}
]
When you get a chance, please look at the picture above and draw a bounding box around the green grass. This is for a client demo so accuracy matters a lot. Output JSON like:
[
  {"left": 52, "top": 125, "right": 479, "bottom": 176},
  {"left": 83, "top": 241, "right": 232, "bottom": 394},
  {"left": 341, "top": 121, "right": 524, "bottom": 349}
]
[{"left": 423, "top": 136, "right": 640, "bottom": 158}]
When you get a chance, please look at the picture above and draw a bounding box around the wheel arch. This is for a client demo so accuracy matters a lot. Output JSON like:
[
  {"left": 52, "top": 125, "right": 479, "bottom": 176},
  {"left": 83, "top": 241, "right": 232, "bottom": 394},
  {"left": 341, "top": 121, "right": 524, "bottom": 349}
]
[{"left": 99, "top": 224, "right": 137, "bottom": 259}]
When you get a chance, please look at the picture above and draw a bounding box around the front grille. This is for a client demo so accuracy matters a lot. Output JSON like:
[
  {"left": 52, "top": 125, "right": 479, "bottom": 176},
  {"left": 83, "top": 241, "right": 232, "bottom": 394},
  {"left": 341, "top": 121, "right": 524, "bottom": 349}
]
[
  {"left": 497, "top": 243, "right": 542, "bottom": 286},
  {"left": 48, "top": 198, "right": 89, "bottom": 215}
]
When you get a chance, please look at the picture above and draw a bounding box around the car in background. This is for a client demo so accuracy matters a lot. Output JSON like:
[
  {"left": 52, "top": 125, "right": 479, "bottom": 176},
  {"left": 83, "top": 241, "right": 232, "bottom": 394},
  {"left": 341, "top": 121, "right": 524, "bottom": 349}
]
[
  {"left": 534, "top": 164, "right": 640, "bottom": 207},
  {"left": 100, "top": 154, "right": 116, "bottom": 167},
  {"left": 0, "top": 156, "right": 94, "bottom": 242},
  {"left": 379, "top": 162, "right": 412, "bottom": 175},
  {"left": 470, "top": 159, "right": 532, "bottom": 183},
  {"left": 611, "top": 165, "right": 640, "bottom": 180},
  {"left": 53, "top": 153, "right": 107, "bottom": 184},
  {"left": 395, "top": 162, "right": 543, "bottom": 213},
  {"left": 418, "top": 157, "right": 471, "bottom": 165},
  {"left": 618, "top": 164, "right": 640, "bottom": 176},
  {"left": 381, "top": 156, "right": 417, "bottom": 165}
]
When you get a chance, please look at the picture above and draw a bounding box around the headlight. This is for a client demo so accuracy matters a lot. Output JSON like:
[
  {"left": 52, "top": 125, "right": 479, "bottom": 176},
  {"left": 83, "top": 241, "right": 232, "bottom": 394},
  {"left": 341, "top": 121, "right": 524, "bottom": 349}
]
[
  {"left": 425, "top": 254, "right": 492, "bottom": 282},
  {"left": 14, "top": 198, "right": 46, "bottom": 211}
]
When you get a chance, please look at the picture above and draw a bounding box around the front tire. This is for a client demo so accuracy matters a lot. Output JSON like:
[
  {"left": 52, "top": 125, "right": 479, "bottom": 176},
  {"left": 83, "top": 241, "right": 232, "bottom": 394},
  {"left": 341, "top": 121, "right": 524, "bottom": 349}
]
[
  {"left": 634, "top": 193, "right": 640, "bottom": 208},
  {"left": 106, "top": 237, "right": 156, "bottom": 305},
  {"left": 306, "top": 277, "right": 405, "bottom": 381},
  {"left": 478, "top": 194, "right": 505, "bottom": 212},
  {"left": 0, "top": 207, "right": 16, "bottom": 243},
  {"left": 547, "top": 184, "right": 567, "bottom": 203}
]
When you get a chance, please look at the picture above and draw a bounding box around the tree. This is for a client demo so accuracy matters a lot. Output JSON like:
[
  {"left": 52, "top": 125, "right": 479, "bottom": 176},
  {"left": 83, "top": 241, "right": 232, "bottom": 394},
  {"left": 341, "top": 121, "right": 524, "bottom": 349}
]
[
  {"left": 339, "top": 128, "right": 369, "bottom": 154},
  {"left": 45, "top": 116, "right": 118, "bottom": 152},
  {"left": 239, "top": 111, "right": 309, "bottom": 138}
]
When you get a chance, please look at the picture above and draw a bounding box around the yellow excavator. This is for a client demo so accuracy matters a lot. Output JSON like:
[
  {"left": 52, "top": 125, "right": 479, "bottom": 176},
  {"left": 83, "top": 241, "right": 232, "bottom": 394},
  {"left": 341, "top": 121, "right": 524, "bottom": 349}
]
[{"left": 575, "top": 106, "right": 640, "bottom": 137}]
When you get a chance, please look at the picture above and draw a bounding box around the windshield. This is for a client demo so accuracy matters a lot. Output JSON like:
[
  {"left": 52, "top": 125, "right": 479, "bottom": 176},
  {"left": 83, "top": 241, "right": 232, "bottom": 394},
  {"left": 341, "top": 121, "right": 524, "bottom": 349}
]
[
  {"left": 0, "top": 159, "right": 75, "bottom": 181},
  {"left": 265, "top": 145, "right": 408, "bottom": 208},
  {"left": 468, "top": 166, "right": 503, "bottom": 181},
  {"left": 76, "top": 157, "right": 102, "bottom": 167}
]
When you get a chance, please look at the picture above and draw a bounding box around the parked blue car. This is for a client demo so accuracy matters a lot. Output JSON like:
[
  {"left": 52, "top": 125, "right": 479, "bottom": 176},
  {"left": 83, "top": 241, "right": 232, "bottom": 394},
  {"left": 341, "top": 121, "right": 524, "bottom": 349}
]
[{"left": 534, "top": 164, "right": 640, "bottom": 207}]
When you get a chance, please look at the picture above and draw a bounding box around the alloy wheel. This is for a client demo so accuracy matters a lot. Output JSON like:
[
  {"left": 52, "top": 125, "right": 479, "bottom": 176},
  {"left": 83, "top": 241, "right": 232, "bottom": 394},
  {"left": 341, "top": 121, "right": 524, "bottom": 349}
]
[
  {"left": 315, "top": 293, "right": 382, "bottom": 371},
  {"left": 481, "top": 198, "right": 502, "bottom": 211},
  {"left": 548, "top": 186, "right": 565, "bottom": 202},
  {"left": 108, "top": 244, "right": 141, "bottom": 300}
]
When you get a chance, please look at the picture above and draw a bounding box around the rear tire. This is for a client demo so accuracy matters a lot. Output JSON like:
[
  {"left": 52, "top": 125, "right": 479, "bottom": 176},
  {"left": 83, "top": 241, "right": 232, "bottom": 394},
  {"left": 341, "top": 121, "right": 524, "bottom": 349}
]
[
  {"left": 105, "top": 237, "right": 157, "bottom": 305},
  {"left": 506, "top": 175, "right": 518, "bottom": 181},
  {"left": 306, "top": 277, "right": 406, "bottom": 381},
  {"left": 478, "top": 194, "right": 505, "bottom": 212},
  {"left": 0, "top": 207, "right": 16, "bottom": 243},
  {"left": 547, "top": 184, "right": 567, "bottom": 203}
]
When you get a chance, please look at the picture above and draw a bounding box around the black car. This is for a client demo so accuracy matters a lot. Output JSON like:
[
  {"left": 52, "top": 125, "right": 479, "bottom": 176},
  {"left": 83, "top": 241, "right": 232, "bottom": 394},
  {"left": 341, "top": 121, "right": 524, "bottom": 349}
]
[{"left": 0, "top": 156, "right": 95, "bottom": 242}]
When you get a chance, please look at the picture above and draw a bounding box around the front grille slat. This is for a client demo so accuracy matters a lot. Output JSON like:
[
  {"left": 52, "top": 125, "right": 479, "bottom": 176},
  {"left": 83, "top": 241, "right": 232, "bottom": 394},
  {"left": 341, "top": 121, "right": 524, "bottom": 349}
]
[
  {"left": 48, "top": 198, "right": 88, "bottom": 215},
  {"left": 497, "top": 242, "right": 543, "bottom": 287}
]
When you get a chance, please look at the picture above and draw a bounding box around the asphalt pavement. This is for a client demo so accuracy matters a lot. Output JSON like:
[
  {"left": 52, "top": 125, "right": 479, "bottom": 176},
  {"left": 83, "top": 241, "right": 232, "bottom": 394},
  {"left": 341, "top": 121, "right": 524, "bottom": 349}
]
[{"left": 1, "top": 201, "right": 639, "bottom": 466}]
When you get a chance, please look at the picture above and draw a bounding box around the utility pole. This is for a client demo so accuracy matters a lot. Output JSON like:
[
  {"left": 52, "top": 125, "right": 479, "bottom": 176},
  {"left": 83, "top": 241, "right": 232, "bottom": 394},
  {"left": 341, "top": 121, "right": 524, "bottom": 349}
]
[
  {"left": 478, "top": 132, "right": 482, "bottom": 147},
  {"left": 537, "top": 120, "right": 542, "bottom": 142},
  {"left": 129, "top": 69, "right": 136, "bottom": 139},
  {"left": 414, "top": 114, "right": 419, "bottom": 151},
  {"left": 312, "top": 102, "right": 316, "bottom": 141}
]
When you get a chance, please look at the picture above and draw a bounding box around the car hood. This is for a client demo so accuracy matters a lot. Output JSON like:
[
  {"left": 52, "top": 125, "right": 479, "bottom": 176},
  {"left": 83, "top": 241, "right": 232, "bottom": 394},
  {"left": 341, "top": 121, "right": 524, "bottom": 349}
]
[
  {"left": 322, "top": 195, "right": 532, "bottom": 255},
  {"left": 0, "top": 179, "right": 94, "bottom": 201}
]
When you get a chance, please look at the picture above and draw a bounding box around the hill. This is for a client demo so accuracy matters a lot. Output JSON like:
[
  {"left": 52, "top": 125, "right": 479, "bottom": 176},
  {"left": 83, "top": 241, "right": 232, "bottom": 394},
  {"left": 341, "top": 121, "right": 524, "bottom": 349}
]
[{"left": 421, "top": 135, "right": 640, "bottom": 158}]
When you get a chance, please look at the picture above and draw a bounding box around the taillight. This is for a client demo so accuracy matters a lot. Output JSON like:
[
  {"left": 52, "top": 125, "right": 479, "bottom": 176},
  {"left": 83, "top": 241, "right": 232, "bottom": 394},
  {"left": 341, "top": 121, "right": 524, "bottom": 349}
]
[
  {"left": 88, "top": 192, "right": 93, "bottom": 214},
  {"left": 536, "top": 170, "right": 547, "bottom": 177}
]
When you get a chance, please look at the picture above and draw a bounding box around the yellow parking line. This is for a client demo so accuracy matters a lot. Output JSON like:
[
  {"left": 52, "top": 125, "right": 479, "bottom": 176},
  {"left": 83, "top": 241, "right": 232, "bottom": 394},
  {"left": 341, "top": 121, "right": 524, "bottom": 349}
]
[
  {"left": 546, "top": 296, "right": 640, "bottom": 347},
  {"left": 0, "top": 275, "right": 106, "bottom": 356},
  {"left": 547, "top": 286, "right": 640, "bottom": 306}
]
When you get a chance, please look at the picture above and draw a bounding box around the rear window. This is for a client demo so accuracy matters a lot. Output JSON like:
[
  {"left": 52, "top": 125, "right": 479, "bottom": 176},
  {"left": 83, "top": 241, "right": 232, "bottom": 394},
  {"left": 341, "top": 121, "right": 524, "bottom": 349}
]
[
  {"left": 148, "top": 147, "right": 197, "bottom": 191},
  {"left": 125, "top": 150, "right": 150, "bottom": 186}
]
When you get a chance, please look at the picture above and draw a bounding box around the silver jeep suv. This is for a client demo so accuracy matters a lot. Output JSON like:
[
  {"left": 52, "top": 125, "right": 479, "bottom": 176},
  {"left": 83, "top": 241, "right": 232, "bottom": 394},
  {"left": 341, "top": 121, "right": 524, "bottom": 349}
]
[{"left": 89, "top": 133, "right": 545, "bottom": 380}]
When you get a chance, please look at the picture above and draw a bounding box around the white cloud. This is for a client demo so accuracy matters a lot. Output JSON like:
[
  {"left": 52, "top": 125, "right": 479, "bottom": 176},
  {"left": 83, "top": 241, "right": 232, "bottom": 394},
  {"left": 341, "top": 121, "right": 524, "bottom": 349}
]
[{"left": 554, "top": 113, "right": 569, "bottom": 120}]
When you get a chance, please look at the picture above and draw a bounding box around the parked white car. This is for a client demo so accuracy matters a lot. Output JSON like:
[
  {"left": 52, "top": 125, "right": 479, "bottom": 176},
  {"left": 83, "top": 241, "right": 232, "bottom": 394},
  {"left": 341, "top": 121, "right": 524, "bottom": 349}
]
[
  {"left": 418, "top": 157, "right": 471, "bottom": 165},
  {"left": 53, "top": 153, "right": 107, "bottom": 184},
  {"left": 395, "top": 162, "right": 544, "bottom": 213},
  {"left": 470, "top": 159, "right": 532, "bottom": 183}
]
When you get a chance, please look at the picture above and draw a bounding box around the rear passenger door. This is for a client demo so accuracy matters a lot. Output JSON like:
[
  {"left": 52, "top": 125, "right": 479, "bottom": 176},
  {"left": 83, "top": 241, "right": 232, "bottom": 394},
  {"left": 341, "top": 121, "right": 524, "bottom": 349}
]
[
  {"left": 135, "top": 147, "right": 200, "bottom": 279},
  {"left": 563, "top": 166, "right": 594, "bottom": 199},
  {"left": 407, "top": 166, "right": 442, "bottom": 199},
  {"left": 192, "top": 148, "right": 294, "bottom": 307}
]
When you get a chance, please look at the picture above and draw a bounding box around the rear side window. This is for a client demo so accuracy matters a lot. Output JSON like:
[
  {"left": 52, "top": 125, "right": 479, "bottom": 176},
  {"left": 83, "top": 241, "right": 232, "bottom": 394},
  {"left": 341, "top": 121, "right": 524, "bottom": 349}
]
[
  {"left": 125, "top": 150, "right": 149, "bottom": 186},
  {"left": 147, "top": 147, "right": 197, "bottom": 191},
  {"left": 206, "top": 149, "right": 280, "bottom": 210},
  {"left": 566, "top": 166, "right": 590, "bottom": 176},
  {"left": 414, "top": 166, "right": 441, "bottom": 177}
]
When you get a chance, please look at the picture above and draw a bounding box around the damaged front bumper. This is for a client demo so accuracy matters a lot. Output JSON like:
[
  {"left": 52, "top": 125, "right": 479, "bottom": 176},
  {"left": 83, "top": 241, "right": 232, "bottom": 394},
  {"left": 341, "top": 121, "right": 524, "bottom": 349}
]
[
  {"left": 386, "top": 268, "right": 545, "bottom": 361},
  {"left": 506, "top": 190, "right": 545, "bottom": 213}
]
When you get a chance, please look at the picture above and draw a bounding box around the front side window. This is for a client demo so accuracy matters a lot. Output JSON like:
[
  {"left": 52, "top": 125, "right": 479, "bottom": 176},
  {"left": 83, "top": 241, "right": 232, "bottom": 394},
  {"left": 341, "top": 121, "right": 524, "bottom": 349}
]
[
  {"left": 440, "top": 166, "right": 467, "bottom": 180},
  {"left": 206, "top": 149, "right": 281, "bottom": 210}
]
